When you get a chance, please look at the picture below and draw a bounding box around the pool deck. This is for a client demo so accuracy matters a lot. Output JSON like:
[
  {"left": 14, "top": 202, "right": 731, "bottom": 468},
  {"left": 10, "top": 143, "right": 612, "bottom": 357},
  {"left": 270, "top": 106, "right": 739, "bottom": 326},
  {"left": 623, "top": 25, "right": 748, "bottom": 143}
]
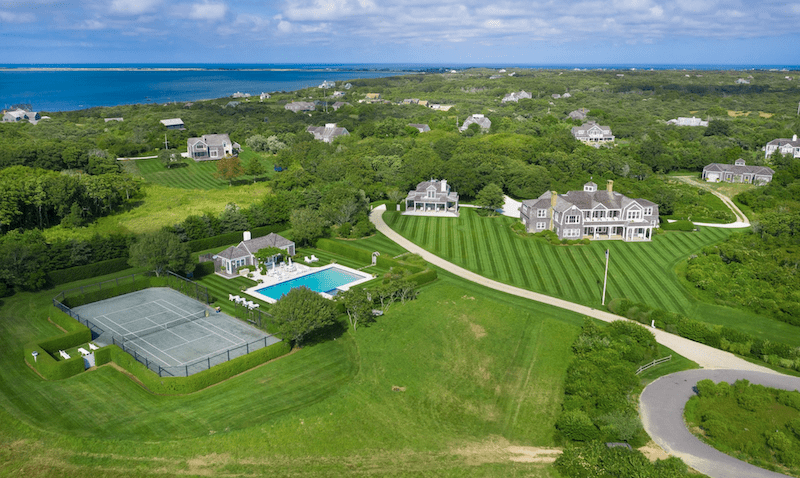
[{"left": 243, "top": 263, "right": 375, "bottom": 304}]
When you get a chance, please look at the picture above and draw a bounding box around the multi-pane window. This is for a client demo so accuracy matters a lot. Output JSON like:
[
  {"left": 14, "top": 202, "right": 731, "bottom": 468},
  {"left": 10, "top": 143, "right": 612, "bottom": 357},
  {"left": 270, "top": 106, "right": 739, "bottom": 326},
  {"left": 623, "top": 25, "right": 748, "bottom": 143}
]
[
  {"left": 644, "top": 207, "right": 653, "bottom": 216},
  {"left": 626, "top": 209, "right": 642, "bottom": 220},
  {"left": 537, "top": 209, "right": 547, "bottom": 218},
  {"left": 564, "top": 229, "right": 580, "bottom": 238},
  {"left": 536, "top": 222, "right": 546, "bottom": 229}
]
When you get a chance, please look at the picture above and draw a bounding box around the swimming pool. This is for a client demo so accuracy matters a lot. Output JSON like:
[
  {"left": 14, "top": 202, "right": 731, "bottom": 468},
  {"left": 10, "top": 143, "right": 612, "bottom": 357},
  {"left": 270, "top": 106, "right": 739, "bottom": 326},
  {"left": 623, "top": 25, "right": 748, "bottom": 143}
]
[{"left": 252, "top": 265, "right": 373, "bottom": 302}]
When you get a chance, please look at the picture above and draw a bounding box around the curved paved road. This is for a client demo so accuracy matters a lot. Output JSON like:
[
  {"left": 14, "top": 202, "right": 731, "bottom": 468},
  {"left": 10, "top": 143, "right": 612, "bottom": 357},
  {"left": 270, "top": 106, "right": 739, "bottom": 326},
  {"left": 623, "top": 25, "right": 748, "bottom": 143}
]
[
  {"left": 371, "top": 205, "right": 773, "bottom": 373},
  {"left": 641, "top": 370, "right": 800, "bottom": 477},
  {"left": 672, "top": 176, "right": 750, "bottom": 228}
]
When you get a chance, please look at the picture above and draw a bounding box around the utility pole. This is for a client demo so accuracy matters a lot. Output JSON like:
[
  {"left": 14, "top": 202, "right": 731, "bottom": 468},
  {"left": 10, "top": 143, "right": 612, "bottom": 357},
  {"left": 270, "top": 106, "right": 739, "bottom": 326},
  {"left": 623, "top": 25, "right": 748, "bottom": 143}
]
[
  {"left": 163, "top": 133, "right": 169, "bottom": 151},
  {"left": 601, "top": 249, "right": 610, "bottom": 305}
]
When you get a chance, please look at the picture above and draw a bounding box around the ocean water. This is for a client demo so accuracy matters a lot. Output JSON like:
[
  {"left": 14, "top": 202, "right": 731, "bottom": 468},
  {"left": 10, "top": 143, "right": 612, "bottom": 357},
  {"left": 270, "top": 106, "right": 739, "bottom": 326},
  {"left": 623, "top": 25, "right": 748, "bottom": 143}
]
[
  {"left": 0, "top": 64, "right": 433, "bottom": 112},
  {"left": 2, "top": 63, "right": 797, "bottom": 112}
]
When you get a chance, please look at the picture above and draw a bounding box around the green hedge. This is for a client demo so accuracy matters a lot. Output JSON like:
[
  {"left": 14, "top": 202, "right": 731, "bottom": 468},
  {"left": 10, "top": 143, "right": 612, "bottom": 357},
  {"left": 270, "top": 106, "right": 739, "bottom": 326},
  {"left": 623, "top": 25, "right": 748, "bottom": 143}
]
[
  {"left": 406, "top": 268, "right": 438, "bottom": 287},
  {"left": 24, "top": 328, "right": 90, "bottom": 380},
  {"left": 186, "top": 224, "right": 287, "bottom": 253},
  {"left": 49, "top": 309, "right": 89, "bottom": 333},
  {"left": 193, "top": 261, "right": 216, "bottom": 278},
  {"left": 107, "top": 340, "right": 291, "bottom": 394},
  {"left": 661, "top": 220, "right": 695, "bottom": 231},
  {"left": 607, "top": 298, "right": 799, "bottom": 372},
  {"left": 62, "top": 275, "right": 165, "bottom": 308},
  {"left": 47, "top": 257, "right": 134, "bottom": 285},
  {"left": 316, "top": 238, "right": 423, "bottom": 272}
]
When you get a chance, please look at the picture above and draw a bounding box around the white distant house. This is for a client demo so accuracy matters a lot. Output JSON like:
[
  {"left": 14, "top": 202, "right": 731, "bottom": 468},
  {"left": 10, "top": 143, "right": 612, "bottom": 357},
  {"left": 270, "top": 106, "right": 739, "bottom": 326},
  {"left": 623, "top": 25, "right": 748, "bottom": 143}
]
[
  {"left": 2, "top": 108, "right": 40, "bottom": 124},
  {"left": 702, "top": 159, "right": 774, "bottom": 184},
  {"left": 765, "top": 134, "right": 800, "bottom": 159},
  {"left": 232, "top": 92, "right": 251, "bottom": 98},
  {"left": 213, "top": 232, "right": 295, "bottom": 276},
  {"left": 502, "top": 91, "right": 532, "bottom": 103},
  {"left": 460, "top": 114, "right": 491, "bottom": 132},
  {"left": 520, "top": 180, "right": 658, "bottom": 242},
  {"left": 404, "top": 179, "right": 459, "bottom": 216},
  {"left": 160, "top": 118, "right": 185, "bottom": 130},
  {"left": 307, "top": 123, "right": 350, "bottom": 143},
  {"left": 332, "top": 91, "right": 346, "bottom": 98},
  {"left": 104, "top": 117, "right": 123, "bottom": 122},
  {"left": 319, "top": 80, "right": 335, "bottom": 89},
  {"left": 571, "top": 121, "right": 614, "bottom": 144},
  {"left": 260, "top": 92, "right": 271, "bottom": 101},
  {"left": 667, "top": 116, "right": 708, "bottom": 127},
  {"left": 284, "top": 101, "right": 316, "bottom": 113},
  {"left": 187, "top": 134, "right": 240, "bottom": 161}
]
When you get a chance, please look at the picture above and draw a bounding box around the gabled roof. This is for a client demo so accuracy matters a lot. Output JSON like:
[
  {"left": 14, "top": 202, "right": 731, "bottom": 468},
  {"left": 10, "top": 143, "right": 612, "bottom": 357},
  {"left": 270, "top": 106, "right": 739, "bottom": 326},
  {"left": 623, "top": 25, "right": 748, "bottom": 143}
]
[
  {"left": 160, "top": 118, "right": 184, "bottom": 127},
  {"left": 188, "top": 133, "right": 236, "bottom": 149},
  {"left": 240, "top": 233, "right": 294, "bottom": 255},
  {"left": 285, "top": 101, "right": 315, "bottom": 112},
  {"left": 766, "top": 137, "right": 800, "bottom": 148},
  {"left": 307, "top": 124, "right": 350, "bottom": 142},
  {"left": 703, "top": 162, "right": 774, "bottom": 176},
  {"left": 408, "top": 123, "right": 430, "bottom": 132}
]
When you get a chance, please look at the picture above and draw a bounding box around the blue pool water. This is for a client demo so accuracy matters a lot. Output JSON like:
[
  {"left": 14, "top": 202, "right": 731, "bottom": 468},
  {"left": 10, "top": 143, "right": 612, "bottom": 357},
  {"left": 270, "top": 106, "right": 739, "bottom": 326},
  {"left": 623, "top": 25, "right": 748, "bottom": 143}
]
[{"left": 255, "top": 267, "right": 367, "bottom": 301}]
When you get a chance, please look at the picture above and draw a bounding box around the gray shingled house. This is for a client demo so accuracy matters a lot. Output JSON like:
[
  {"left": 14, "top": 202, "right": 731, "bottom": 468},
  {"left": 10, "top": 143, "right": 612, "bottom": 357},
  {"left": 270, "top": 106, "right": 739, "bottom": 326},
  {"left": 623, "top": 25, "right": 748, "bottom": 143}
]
[
  {"left": 764, "top": 134, "right": 800, "bottom": 159},
  {"left": 160, "top": 118, "right": 185, "bottom": 130},
  {"left": 501, "top": 91, "right": 532, "bottom": 103},
  {"left": 571, "top": 121, "right": 614, "bottom": 144},
  {"left": 702, "top": 159, "right": 774, "bottom": 184},
  {"left": 408, "top": 123, "right": 430, "bottom": 133},
  {"left": 306, "top": 123, "right": 350, "bottom": 143},
  {"left": 284, "top": 101, "right": 316, "bottom": 113},
  {"left": 187, "top": 134, "right": 240, "bottom": 161},
  {"left": 404, "top": 179, "right": 459, "bottom": 216},
  {"left": 213, "top": 232, "right": 295, "bottom": 276},
  {"left": 459, "top": 114, "right": 491, "bottom": 132},
  {"left": 520, "top": 181, "right": 658, "bottom": 242}
]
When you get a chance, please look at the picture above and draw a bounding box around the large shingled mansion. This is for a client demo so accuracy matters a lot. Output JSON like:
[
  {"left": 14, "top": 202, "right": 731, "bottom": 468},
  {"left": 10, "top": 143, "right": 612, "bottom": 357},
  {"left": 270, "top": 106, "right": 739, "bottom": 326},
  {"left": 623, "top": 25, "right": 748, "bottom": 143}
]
[
  {"left": 404, "top": 179, "right": 459, "bottom": 216},
  {"left": 520, "top": 181, "right": 659, "bottom": 242},
  {"left": 764, "top": 134, "right": 800, "bottom": 159}
]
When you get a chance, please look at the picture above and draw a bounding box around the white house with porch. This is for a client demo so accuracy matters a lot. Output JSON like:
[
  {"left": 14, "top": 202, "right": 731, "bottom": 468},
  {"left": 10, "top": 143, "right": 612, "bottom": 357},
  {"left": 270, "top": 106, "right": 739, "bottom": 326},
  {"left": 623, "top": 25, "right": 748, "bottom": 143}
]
[
  {"left": 213, "top": 232, "right": 295, "bottom": 276},
  {"left": 403, "top": 179, "right": 459, "bottom": 216},
  {"left": 520, "top": 180, "right": 658, "bottom": 242}
]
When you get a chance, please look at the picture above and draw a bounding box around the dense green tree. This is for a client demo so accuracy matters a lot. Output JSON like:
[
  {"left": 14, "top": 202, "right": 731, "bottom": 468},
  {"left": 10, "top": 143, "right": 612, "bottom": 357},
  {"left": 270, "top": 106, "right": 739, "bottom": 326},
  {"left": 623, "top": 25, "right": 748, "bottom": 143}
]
[
  {"left": 271, "top": 286, "right": 337, "bottom": 346},
  {"left": 214, "top": 154, "right": 244, "bottom": 186},
  {"left": 158, "top": 148, "right": 183, "bottom": 168},
  {"left": 337, "top": 288, "right": 374, "bottom": 331},
  {"left": 290, "top": 207, "right": 328, "bottom": 246},
  {"left": 475, "top": 183, "right": 505, "bottom": 214},
  {"left": 128, "top": 230, "right": 191, "bottom": 276}
]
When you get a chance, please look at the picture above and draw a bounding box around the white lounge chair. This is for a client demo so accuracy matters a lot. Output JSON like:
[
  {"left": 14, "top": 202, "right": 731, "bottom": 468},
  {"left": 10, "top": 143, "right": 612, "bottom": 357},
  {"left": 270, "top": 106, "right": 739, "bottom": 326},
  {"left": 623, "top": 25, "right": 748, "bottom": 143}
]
[
  {"left": 304, "top": 256, "right": 312, "bottom": 264},
  {"left": 78, "top": 347, "right": 90, "bottom": 356},
  {"left": 229, "top": 293, "right": 235, "bottom": 301},
  {"left": 59, "top": 350, "right": 71, "bottom": 360},
  {"left": 88, "top": 343, "right": 99, "bottom": 351},
  {"left": 252, "top": 303, "right": 260, "bottom": 309},
  {"left": 310, "top": 255, "right": 319, "bottom": 263}
]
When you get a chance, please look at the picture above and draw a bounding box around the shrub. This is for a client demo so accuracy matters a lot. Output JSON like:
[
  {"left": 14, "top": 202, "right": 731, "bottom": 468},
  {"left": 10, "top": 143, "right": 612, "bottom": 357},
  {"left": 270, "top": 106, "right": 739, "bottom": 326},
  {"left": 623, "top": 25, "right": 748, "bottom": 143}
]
[
  {"left": 47, "top": 257, "right": 133, "bottom": 285},
  {"left": 556, "top": 410, "right": 599, "bottom": 441},
  {"left": 661, "top": 220, "right": 695, "bottom": 231}
]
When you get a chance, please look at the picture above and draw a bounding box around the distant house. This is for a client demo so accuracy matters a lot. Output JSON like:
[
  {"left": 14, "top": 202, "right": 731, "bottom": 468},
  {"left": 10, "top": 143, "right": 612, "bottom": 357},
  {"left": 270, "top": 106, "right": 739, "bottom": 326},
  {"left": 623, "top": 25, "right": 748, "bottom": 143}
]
[
  {"left": 562, "top": 92, "right": 572, "bottom": 98},
  {"left": 430, "top": 104, "right": 454, "bottom": 111},
  {"left": 418, "top": 100, "right": 429, "bottom": 107},
  {"left": 765, "top": 135, "right": 800, "bottom": 159},
  {"left": 332, "top": 102, "right": 350, "bottom": 111},
  {"left": 365, "top": 93, "right": 381, "bottom": 102},
  {"left": 213, "top": 232, "right": 295, "bottom": 276},
  {"left": 225, "top": 101, "right": 240, "bottom": 108},
  {"left": 702, "top": 159, "right": 774, "bottom": 184},
  {"left": 502, "top": 91, "right": 532, "bottom": 103},
  {"left": 408, "top": 123, "right": 430, "bottom": 133},
  {"left": 735, "top": 78, "right": 750, "bottom": 84},
  {"left": 520, "top": 180, "right": 658, "bottom": 242},
  {"left": 552, "top": 94, "right": 562, "bottom": 99},
  {"left": 260, "top": 92, "right": 270, "bottom": 101},
  {"left": 284, "top": 101, "right": 315, "bottom": 113},
  {"left": 306, "top": 123, "right": 350, "bottom": 143},
  {"left": 404, "top": 179, "right": 459, "bottom": 216},
  {"left": 460, "top": 114, "right": 491, "bottom": 132},
  {"left": 568, "top": 108, "right": 590, "bottom": 121},
  {"left": 332, "top": 91, "right": 345, "bottom": 98},
  {"left": 187, "top": 134, "right": 240, "bottom": 161},
  {"left": 160, "top": 118, "right": 185, "bottom": 130},
  {"left": 319, "top": 80, "right": 335, "bottom": 89},
  {"left": 344, "top": 83, "right": 353, "bottom": 90},
  {"left": 232, "top": 92, "right": 250, "bottom": 98},
  {"left": 2, "top": 108, "right": 40, "bottom": 124},
  {"left": 571, "top": 121, "right": 614, "bottom": 144},
  {"left": 489, "top": 75, "right": 503, "bottom": 80},
  {"left": 402, "top": 98, "right": 420, "bottom": 105},
  {"left": 104, "top": 117, "right": 123, "bottom": 122},
  {"left": 667, "top": 116, "right": 708, "bottom": 127}
]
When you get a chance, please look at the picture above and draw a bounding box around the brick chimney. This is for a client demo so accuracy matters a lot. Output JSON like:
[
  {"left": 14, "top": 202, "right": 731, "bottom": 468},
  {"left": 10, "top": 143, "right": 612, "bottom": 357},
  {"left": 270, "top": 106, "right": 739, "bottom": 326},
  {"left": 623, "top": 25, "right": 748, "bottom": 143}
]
[
  {"left": 607, "top": 179, "right": 614, "bottom": 193},
  {"left": 549, "top": 191, "right": 558, "bottom": 230}
]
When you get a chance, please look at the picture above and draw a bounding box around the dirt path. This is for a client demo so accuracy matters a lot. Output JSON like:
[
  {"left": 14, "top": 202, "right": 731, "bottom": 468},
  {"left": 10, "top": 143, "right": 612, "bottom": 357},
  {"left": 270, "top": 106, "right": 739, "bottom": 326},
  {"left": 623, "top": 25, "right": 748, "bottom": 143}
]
[{"left": 672, "top": 176, "right": 750, "bottom": 228}]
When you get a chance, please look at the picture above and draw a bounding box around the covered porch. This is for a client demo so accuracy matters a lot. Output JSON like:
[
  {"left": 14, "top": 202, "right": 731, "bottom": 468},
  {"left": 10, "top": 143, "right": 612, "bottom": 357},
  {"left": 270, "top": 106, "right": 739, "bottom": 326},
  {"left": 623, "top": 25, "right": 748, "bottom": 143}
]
[{"left": 403, "top": 200, "right": 459, "bottom": 216}]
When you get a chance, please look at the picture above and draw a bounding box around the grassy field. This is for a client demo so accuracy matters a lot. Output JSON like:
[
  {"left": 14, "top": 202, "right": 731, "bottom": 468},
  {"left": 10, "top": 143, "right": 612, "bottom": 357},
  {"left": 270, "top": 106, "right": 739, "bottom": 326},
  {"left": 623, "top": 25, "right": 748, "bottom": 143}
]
[
  {"left": 384, "top": 208, "right": 800, "bottom": 346},
  {"left": 0, "top": 263, "right": 590, "bottom": 477},
  {"left": 129, "top": 147, "right": 274, "bottom": 190}
]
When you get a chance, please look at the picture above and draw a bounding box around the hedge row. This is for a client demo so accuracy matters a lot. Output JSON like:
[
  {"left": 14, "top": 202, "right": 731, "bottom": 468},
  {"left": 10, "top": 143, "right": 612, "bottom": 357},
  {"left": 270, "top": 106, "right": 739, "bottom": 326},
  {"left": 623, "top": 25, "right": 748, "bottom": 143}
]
[
  {"left": 62, "top": 275, "right": 164, "bottom": 308},
  {"left": 106, "top": 340, "right": 291, "bottom": 394},
  {"left": 405, "top": 268, "right": 438, "bottom": 287},
  {"left": 47, "top": 257, "right": 134, "bottom": 286},
  {"left": 660, "top": 220, "right": 695, "bottom": 231},
  {"left": 24, "top": 328, "right": 91, "bottom": 380},
  {"left": 316, "top": 238, "right": 423, "bottom": 273},
  {"left": 607, "top": 298, "right": 800, "bottom": 371},
  {"left": 50, "top": 309, "right": 89, "bottom": 333},
  {"left": 186, "top": 223, "right": 287, "bottom": 253}
]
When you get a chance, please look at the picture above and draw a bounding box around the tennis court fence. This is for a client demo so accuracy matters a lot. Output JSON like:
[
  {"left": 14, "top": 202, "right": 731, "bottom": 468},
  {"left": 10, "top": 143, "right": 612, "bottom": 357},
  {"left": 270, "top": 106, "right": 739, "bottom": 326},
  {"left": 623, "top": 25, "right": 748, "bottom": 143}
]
[
  {"left": 111, "top": 333, "right": 276, "bottom": 377},
  {"left": 54, "top": 271, "right": 209, "bottom": 309}
]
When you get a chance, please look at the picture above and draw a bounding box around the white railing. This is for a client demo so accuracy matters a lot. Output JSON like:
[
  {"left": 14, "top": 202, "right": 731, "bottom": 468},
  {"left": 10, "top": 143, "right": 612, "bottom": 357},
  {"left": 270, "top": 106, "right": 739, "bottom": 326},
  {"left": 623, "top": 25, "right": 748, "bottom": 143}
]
[{"left": 635, "top": 355, "right": 672, "bottom": 375}]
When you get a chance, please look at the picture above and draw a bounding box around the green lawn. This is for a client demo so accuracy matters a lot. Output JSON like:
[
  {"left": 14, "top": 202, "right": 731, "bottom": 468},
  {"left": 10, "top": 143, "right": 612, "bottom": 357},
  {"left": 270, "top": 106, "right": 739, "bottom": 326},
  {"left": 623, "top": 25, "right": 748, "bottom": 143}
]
[
  {"left": 384, "top": 208, "right": 798, "bottom": 346},
  {"left": 0, "top": 265, "right": 582, "bottom": 476},
  {"left": 131, "top": 147, "right": 273, "bottom": 190}
]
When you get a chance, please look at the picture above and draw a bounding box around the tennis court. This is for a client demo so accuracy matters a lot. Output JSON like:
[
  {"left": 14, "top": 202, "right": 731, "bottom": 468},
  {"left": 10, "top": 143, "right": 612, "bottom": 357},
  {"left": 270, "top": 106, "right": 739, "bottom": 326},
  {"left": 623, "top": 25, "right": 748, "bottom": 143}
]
[{"left": 72, "top": 287, "right": 280, "bottom": 376}]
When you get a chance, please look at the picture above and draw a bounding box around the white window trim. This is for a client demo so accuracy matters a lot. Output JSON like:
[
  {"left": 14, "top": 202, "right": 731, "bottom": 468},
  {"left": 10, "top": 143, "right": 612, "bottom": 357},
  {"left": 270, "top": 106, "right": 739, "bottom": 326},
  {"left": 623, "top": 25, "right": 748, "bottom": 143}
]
[
  {"left": 536, "top": 222, "right": 546, "bottom": 229},
  {"left": 537, "top": 209, "right": 547, "bottom": 218}
]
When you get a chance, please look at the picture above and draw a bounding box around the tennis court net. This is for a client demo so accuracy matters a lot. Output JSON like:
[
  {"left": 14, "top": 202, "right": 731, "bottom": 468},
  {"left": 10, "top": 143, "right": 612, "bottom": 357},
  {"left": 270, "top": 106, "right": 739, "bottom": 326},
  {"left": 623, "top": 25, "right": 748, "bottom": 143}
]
[{"left": 121, "top": 309, "right": 208, "bottom": 343}]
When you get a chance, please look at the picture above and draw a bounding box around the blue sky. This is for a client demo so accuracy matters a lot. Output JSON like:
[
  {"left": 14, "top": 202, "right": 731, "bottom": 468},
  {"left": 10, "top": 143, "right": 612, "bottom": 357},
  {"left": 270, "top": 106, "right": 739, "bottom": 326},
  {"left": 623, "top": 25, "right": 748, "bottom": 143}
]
[{"left": 1, "top": 0, "right": 799, "bottom": 65}]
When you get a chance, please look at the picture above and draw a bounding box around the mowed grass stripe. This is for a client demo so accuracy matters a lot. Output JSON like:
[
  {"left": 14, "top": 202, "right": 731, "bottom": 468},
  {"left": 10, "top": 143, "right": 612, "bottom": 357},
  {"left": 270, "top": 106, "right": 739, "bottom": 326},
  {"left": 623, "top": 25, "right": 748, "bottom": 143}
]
[
  {"left": 518, "top": 239, "right": 544, "bottom": 290},
  {"left": 625, "top": 244, "right": 691, "bottom": 314},
  {"left": 570, "top": 246, "right": 602, "bottom": 300},
  {"left": 474, "top": 216, "right": 500, "bottom": 278},
  {"left": 484, "top": 218, "right": 517, "bottom": 283},
  {"left": 562, "top": 248, "right": 595, "bottom": 302},
  {"left": 611, "top": 245, "right": 670, "bottom": 310},
  {"left": 532, "top": 242, "right": 566, "bottom": 298}
]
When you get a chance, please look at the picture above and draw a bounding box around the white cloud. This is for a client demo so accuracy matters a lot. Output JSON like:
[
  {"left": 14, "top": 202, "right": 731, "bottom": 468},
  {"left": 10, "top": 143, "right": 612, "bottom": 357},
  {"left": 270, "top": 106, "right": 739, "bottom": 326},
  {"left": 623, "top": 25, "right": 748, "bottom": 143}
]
[
  {"left": 283, "top": 0, "right": 377, "bottom": 21},
  {"left": 188, "top": 1, "right": 227, "bottom": 20},
  {"left": 0, "top": 9, "right": 34, "bottom": 22},
  {"left": 109, "top": 0, "right": 161, "bottom": 16},
  {"left": 791, "top": 3, "right": 800, "bottom": 14}
]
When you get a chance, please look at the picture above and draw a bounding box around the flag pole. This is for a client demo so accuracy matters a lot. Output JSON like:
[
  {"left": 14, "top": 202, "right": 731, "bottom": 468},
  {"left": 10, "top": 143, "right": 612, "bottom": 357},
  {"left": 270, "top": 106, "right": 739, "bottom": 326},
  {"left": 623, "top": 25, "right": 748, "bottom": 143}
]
[{"left": 602, "top": 249, "right": 609, "bottom": 305}]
